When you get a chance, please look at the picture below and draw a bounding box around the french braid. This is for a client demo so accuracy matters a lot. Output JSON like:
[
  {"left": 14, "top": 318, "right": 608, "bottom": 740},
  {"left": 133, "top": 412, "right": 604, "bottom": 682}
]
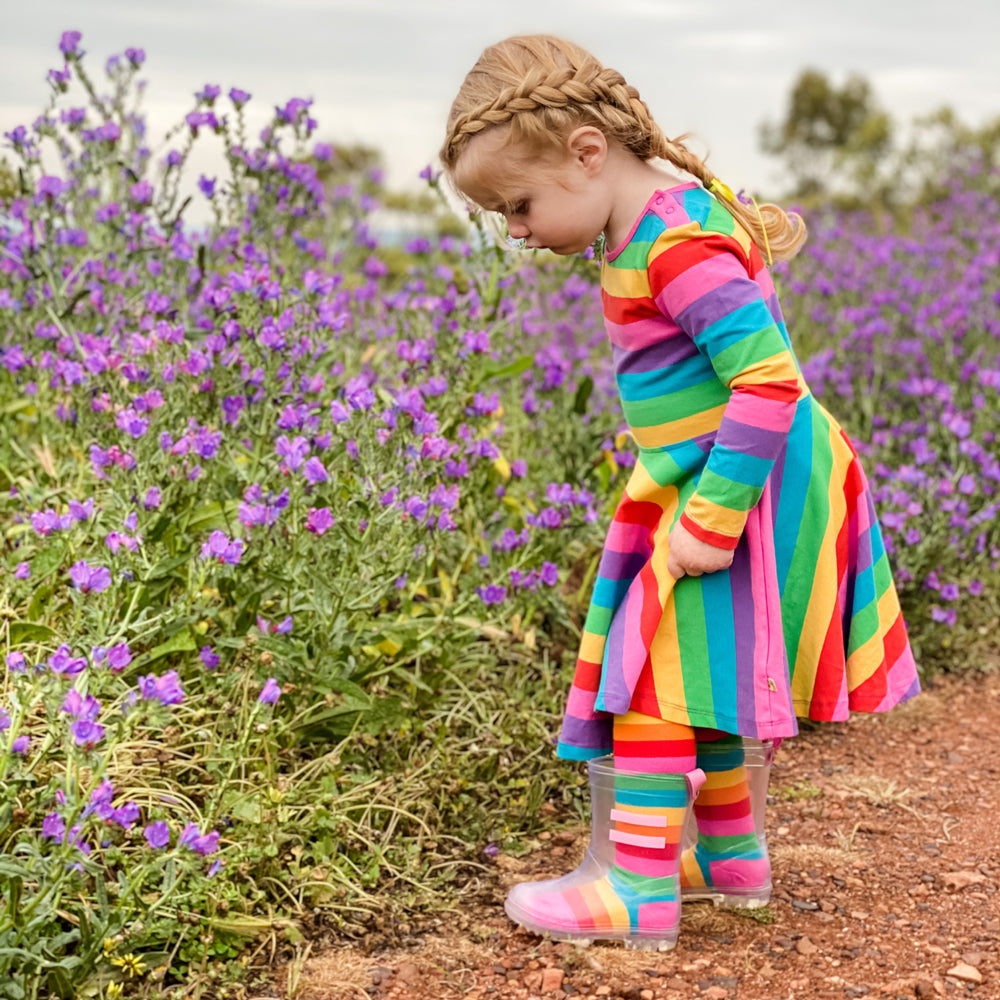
[{"left": 441, "top": 35, "right": 806, "bottom": 262}]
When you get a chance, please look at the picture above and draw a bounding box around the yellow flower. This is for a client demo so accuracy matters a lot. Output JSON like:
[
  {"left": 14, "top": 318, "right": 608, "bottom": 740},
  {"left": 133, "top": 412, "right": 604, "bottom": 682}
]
[
  {"left": 106, "top": 983, "right": 123, "bottom": 999},
  {"left": 110, "top": 952, "right": 145, "bottom": 976}
]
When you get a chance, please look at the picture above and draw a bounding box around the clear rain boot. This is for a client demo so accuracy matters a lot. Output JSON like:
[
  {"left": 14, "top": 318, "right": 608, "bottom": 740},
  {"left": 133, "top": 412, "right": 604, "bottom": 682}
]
[
  {"left": 504, "top": 755, "right": 705, "bottom": 950},
  {"left": 679, "top": 737, "right": 775, "bottom": 908}
]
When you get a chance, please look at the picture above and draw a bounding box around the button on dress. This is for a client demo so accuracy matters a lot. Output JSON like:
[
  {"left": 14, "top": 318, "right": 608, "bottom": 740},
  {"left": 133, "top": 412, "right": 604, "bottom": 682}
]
[{"left": 558, "top": 184, "right": 921, "bottom": 760}]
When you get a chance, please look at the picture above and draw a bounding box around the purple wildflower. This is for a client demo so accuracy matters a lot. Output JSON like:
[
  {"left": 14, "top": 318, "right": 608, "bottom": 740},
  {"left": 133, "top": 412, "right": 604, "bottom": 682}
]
[
  {"left": 137, "top": 670, "right": 184, "bottom": 705},
  {"left": 200, "top": 530, "right": 244, "bottom": 564},
  {"left": 180, "top": 822, "right": 220, "bottom": 855},
  {"left": 69, "top": 561, "right": 112, "bottom": 593},
  {"left": 144, "top": 820, "right": 170, "bottom": 849},
  {"left": 305, "top": 506, "right": 334, "bottom": 534},
  {"left": 71, "top": 718, "right": 105, "bottom": 747},
  {"left": 258, "top": 677, "right": 281, "bottom": 704},
  {"left": 43, "top": 812, "right": 66, "bottom": 841},
  {"left": 199, "top": 646, "right": 220, "bottom": 669},
  {"left": 12, "top": 735, "right": 29, "bottom": 754},
  {"left": 14, "top": 562, "right": 30, "bottom": 580}
]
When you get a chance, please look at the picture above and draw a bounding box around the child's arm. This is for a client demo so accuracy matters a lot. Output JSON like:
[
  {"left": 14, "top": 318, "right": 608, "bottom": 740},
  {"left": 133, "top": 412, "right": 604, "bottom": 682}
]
[{"left": 648, "top": 232, "right": 802, "bottom": 559}]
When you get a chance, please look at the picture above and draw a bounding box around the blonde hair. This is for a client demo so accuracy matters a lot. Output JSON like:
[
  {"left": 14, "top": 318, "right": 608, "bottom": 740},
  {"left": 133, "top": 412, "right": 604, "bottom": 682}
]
[{"left": 441, "top": 34, "right": 806, "bottom": 262}]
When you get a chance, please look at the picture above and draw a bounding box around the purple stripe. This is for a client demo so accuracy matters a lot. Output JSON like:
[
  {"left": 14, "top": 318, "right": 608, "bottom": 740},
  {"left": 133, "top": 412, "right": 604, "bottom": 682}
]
[
  {"left": 560, "top": 710, "right": 612, "bottom": 749},
  {"left": 716, "top": 419, "right": 790, "bottom": 460},
  {"left": 675, "top": 277, "right": 761, "bottom": 336},
  {"left": 613, "top": 334, "right": 700, "bottom": 375},
  {"left": 597, "top": 548, "right": 648, "bottom": 582},
  {"left": 728, "top": 540, "right": 758, "bottom": 736}
]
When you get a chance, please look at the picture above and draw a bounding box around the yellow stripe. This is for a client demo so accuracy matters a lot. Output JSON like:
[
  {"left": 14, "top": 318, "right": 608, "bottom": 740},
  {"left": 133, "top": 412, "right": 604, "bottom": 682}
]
[
  {"left": 681, "top": 850, "right": 707, "bottom": 888},
  {"left": 603, "top": 265, "right": 652, "bottom": 300},
  {"left": 579, "top": 630, "right": 605, "bottom": 664},
  {"left": 846, "top": 589, "right": 905, "bottom": 687},
  {"left": 727, "top": 351, "right": 803, "bottom": 388},
  {"left": 631, "top": 403, "right": 726, "bottom": 448},
  {"left": 649, "top": 590, "right": 687, "bottom": 715},
  {"left": 790, "top": 424, "right": 845, "bottom": 705},
  {"left": 702, "top": 767, "right": 748, "bottom": 790},
  {"left": 591, "top": 878, "right": 631, "bottom": 929},
  {"left": 682, "top": 495, "right": 746, "bottom": 538}
]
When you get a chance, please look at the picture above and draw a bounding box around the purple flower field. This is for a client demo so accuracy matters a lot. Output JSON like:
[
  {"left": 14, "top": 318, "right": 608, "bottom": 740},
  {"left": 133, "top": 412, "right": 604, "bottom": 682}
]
[{"left": 0, "top": 31, "right": 997, "bottom": 996}]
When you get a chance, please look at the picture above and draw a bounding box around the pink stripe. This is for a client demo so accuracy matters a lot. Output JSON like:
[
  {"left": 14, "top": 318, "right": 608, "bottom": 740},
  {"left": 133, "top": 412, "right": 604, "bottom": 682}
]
[
  {"left": 566, "top": 682, "right": 604, "bottom": 720},
  {"left": 725, "top": 393, "right": 797, "bottom": 432},
  {"left": 614, "top": 846, "right": 677, "bottom": 877},
  {"left": 609, "top": 829, "right": 667, "bottom": 849},
  {"left": 655, "top": 253, "right": 743, "bottom": 315},
  {"left": 610, "top": 808, "right": 667, "bottom": 827},
  {"left": 604, "top": 315, "right": 683, "bottom": 352},
  {"left": 874, "top": 647, "right": 920, "bottom": 711},
  {"left": 604, "top": 517, "right": 653, "bottom": 554},
  {"left": 756, "top": 268, "right": 776, "bottom": 299},
  {"left": 696, "top": 816, "right": 757, "bottom": 837}
]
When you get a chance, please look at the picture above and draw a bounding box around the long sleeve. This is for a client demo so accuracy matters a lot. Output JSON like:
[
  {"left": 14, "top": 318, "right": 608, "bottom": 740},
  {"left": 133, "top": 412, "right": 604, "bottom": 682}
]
[{"left": 647, "top": 233, "right": 803, "bottom": 549}]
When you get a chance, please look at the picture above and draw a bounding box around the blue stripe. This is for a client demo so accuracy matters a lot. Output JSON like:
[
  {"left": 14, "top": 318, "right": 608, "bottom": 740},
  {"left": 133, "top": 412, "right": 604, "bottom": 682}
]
[
  {"left": 681, "top": 299, "right": 777, "bottom": 352},
  {"left": 702, "top": 568, "right": 738, "bottom": 724},
  {"left": 592, "top": 573, "right": 631, "bottom": 609},
  {"left": 707, "top": 445, "right": 774, "bottom": 489},
  {"left": 617, "top": 352, "right": 717, "bottom": 399},
  {"left": 773, "top": 403, "right": 813, "bottom": 591}
]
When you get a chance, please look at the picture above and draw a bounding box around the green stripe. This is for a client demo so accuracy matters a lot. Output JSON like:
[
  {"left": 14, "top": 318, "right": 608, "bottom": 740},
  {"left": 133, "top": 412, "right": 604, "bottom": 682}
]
[
  {"left": 674, "top": 580, "right": 712, "bottom": 718},
  {"left": 584, "top": 603, "right": 613, "bottom": 635},
  {"left": 695, "top": 467, "right": 763, "bottom": 513},
  {"left": 622, "top": 379, "right": 728, "bottom": 427}
]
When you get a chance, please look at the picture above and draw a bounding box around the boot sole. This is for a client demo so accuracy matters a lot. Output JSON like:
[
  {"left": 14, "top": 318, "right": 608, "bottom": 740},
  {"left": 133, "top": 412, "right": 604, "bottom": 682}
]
[{"left": 504, "top": 897, "right": 681, "bottom": 951}]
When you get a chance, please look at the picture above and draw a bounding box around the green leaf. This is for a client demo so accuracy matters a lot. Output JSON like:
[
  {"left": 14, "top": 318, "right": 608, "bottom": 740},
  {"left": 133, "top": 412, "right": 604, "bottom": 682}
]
[
  {"left": 144, "top": 553, "right": 193, "bottom": 582},
  {"left": 573, "top": 375, "right": 594, "bottom": 415},
  {"left": 9, "top": 622, "right": 55, "bottom": 646},
  {"left": 183, "top": 500, "right": 239, "bottom": 533},
  {"left": 29, "top": 544, "right": 64, "bottom": 580},
  {"left": 134, "top": 628, "right": 196, "bottom": 668},
  {"left": 479, "top": 355, "right": 533, "bottom": 381}
]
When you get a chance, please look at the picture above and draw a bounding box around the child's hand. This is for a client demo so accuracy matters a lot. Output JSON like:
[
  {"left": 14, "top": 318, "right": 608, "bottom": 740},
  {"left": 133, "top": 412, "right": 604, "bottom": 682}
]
[{"left": 667, "top": 521, "right": 735, "bottom": 578}]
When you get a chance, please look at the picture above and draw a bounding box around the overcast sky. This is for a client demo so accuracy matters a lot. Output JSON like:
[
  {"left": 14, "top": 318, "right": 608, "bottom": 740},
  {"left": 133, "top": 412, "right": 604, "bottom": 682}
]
[{"left": 3, "top": 0, "right": 999, "bottom": 198}]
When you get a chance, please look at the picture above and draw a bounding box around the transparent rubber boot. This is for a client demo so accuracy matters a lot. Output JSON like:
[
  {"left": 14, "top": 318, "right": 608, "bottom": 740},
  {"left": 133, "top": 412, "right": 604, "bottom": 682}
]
[
  {"left": 504, "top": 756, "right": 705, "bottom": 950},
  {"left": 679, "top": 738, "right": 775, "bottom": 908}
]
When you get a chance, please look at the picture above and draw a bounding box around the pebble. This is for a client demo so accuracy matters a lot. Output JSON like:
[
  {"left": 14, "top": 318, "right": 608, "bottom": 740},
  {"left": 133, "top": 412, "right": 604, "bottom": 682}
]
[
  {"left": 795, "top": 937, "right": 819, "bottom": 955},
  {"left": 945, "top": 963, "right": 982, "bottom": 984},
  {"left": 541, "top": 967, "right": 565, "bottom": 993}
]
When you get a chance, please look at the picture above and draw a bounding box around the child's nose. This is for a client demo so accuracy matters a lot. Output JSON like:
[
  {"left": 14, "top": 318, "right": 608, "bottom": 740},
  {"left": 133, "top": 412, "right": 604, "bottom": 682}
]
[{"left": 507, "top": 220, "right": 530, "bottom": 239}]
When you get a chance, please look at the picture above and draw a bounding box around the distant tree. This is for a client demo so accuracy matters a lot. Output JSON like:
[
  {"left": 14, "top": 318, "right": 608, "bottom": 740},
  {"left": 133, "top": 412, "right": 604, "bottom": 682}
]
[
  {"left": 760, "top": 69, "right": 894, "bottom": 200},
  {"left": 0, "top": 157, "right": 17, "bottom": 205}
]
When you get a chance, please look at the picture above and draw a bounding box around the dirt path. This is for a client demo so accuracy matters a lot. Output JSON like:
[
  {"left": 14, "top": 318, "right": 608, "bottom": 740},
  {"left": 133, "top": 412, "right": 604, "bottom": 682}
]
[{"left": 268, "top": 672, "right": 999, "bottom": 1000}]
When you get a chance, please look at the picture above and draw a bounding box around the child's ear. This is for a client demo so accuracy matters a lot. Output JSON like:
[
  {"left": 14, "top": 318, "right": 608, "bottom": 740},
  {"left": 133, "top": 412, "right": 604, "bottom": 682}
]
[{"left": 566, "top": 126, "right": 607, "bottom": 175}]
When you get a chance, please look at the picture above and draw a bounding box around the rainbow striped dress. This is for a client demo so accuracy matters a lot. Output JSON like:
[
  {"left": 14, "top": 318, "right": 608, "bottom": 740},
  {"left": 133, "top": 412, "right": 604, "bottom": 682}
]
[{"left": 557, "top": 183, "right": 920, "bottom": 760}]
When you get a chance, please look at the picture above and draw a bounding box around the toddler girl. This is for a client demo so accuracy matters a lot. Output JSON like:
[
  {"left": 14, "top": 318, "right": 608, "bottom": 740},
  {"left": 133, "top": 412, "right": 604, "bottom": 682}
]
[{"left": 440, "top": 34, "right": 920, "bottom": 950}]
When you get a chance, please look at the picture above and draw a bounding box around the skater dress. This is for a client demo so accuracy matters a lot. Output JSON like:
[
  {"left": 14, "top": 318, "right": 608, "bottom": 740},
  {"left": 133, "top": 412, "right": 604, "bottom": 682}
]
[{"left": 557, "top": 183, "right": 921, "bottom": 760}]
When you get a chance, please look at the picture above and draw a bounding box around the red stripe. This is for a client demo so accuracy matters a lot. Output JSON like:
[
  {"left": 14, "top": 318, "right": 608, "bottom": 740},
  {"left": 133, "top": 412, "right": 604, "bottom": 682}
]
[
  {"left": 679, "top": 512, "right": 740, "bottom": 550},
  {"left": 570, "top": 658, "right": 603, "bottom": 693},
  {"left": 693, "top": 798, "right": 753, "bottom": 822},
  {"left": 809, "top": 614, "right": 848, "bottom": 720},
  {"left": 614, "top": 736, "right": 697, "bottom": 760},
  {"left": 731, "top": 379, "right": 801, "bottom": 403}
]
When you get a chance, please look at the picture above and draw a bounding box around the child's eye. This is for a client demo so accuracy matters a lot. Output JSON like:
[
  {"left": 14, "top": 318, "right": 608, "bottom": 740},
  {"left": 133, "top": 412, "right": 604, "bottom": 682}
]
[{"left": 511, "top": 201, "right": 528, "bottom": 216}]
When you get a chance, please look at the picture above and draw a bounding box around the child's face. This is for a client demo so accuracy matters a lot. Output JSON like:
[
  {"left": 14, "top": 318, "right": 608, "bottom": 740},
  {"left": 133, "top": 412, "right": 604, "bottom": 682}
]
[{"left": 456, "top": 130, "right": 611, "bottom": 256}]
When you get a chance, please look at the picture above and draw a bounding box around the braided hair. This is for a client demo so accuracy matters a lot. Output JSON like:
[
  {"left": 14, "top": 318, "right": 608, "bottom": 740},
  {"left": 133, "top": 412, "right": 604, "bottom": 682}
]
[{"left": 441, "top": 35, "right": 806, "bottom": 262}]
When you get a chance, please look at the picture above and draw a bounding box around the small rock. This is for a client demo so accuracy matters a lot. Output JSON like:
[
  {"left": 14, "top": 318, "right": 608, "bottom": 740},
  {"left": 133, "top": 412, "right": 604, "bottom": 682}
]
[
  {"left": 553, "top": 831, "right": 577, "bottom": 846},
  {"left": 701, "top": 988, "right": 729, "bottom": 1000},
  {"left": 942, "top": 870, "right": 985, "bottom": 890},
  {"left": 595, "top": 987, "right": 612, "bottom": 997},
  {"left": 960, "top": 952, "right": 982, "bottom": 967},
  {"left": 795, "top": 937, "right": 819, "bottom": 956},
  {"left": 369, "top": 966, "right": 392, "bottom": 986},
  {"left": 524, "top": 970, "right": 543, "bottom": 990},
  {"left": 914, "top": 983, "right": 934, "bottom": 998},
  {"left": 492, "top": 964, "right": 507, "bottom": 976},
  {"left": 641, "top": 991, "right": 655, "bottom": 1000},
  {"left": 945, "top": 963, "right": 982, "bottom": 984},
  {"left": 396, "top": 962, "right": 421, "bottom": 985},
  {"left": 791, "top": 899, "right": 819, "bottom": 911},
  {"left": 541, "top": 967, "right": 565, "bottom": 993}
]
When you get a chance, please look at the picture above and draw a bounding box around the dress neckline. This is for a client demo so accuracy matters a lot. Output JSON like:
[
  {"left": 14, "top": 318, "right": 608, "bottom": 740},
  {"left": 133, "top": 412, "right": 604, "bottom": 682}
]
[{"left": 604, "top": 181, "right": 700, "bottom": 262}]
